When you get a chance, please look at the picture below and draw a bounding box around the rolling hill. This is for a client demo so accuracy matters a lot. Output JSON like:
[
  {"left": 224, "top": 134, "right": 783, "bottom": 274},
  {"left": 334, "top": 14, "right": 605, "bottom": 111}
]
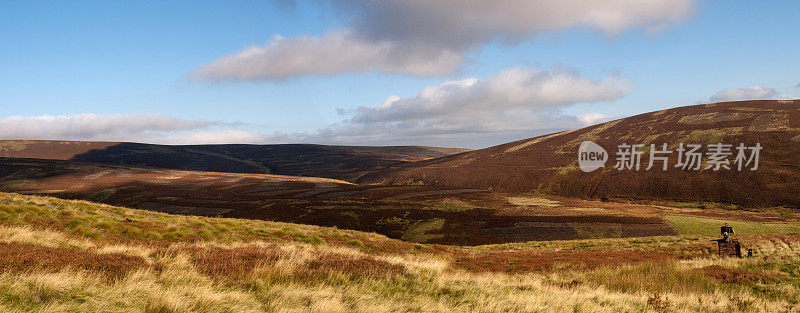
[
  {"left": 4, "top": 156, "right": 798, "bottom": 246},
  {"left": 0, "top": 141, "right": 468, "bottom": 181},
  {"left": 0, "top": 157, "right": 689, "bottom": 245},
  {"left": 1, "top": 192, "right": 800, "bottom": 312},
  {"left": 359, "top": 100, "right": 800, "bottom": 208}
]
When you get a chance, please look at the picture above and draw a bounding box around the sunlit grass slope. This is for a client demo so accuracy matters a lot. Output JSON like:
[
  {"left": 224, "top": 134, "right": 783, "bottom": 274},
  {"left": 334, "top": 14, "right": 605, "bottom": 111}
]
[
  {"left": 664, "top": 215, "right": 800, "bottom": 236},
  {"left": 1, "top": 192, "right": 800, "bottom": 312}
]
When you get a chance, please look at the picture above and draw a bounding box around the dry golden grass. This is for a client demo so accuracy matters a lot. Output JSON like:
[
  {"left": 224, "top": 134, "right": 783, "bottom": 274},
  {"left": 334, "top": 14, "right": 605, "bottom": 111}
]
[{"left": 0, "top": 193, "right": 799, "bottom": 312}]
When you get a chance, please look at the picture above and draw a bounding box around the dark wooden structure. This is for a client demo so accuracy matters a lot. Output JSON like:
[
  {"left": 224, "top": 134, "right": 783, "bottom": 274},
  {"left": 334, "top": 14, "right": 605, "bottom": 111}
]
[{"left": 718, "top": 239, "right": 742, "bottom": 257}]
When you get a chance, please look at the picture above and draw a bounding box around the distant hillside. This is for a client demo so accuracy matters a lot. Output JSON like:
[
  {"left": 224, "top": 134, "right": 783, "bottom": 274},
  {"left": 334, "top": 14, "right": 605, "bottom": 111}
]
[
  {"left": 0, "top": 157, "right": 690, "bottom": 245},
  {"left": 0, "top": 141, "right": 469, "bottom": 181},
  {"left": 360, "top": 100, "right": 800, "bottom": 207}
]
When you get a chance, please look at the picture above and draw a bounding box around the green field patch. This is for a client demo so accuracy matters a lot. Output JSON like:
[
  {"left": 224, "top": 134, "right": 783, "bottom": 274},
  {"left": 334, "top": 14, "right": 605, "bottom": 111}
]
[
  {"left": 1, "top": 180, "right": 32, "bottom": 188},
  {"left": 87, "top": 188, "right": 116, "bottom": 202},
  {"left": 680, "top": 128, "right": 742, "bottom": 145},
  {"left": 30, "top": 190, "right": 66, "bottom": 194},
  {"left": 0, "top": 192, "right": 365, "bottom": 245},
  {"left": 647, "top": 200, "right": 740, "bottom": 211},
  {"left": 375, "top": 217, "right": 411, "bottom": 238},
  {"left": 570, "top": 207, "right": 605, "bottom": 212},
  {"left": 664, "top": 215, "right": 800, "bottom": 236},
  {"left": 507, "top": 196, "right": 560, "bottom": 207},
  {"left": 402, "top": 219, "right": 445, "bottom": 243},
  {"left": 428, "top": 198, "right": 473, "bottom": 212}
]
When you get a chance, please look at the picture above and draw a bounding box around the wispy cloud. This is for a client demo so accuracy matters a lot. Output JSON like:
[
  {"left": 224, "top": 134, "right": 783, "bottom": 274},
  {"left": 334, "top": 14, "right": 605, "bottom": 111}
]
[
  {"left": 0, "top": 113, "right": 221, "bottom": 142},
  {"left": 709, "top": 86, "right": 777, "bottom": 102},
  {"left": 191, "top": 32, "right": 463, "bottom": 81},
  {"left": 191, "top": 0, "right": 694, "bottom": 81}
]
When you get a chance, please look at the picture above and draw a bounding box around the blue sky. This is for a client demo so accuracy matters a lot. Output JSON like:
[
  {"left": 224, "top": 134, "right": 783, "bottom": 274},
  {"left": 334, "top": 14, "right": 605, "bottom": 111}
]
[{"left": 1, "top": 0, "right": 798, "bottom": 148}]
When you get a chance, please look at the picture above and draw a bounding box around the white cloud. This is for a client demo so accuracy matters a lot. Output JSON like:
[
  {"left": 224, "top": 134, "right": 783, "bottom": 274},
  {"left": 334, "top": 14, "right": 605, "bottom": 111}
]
[
  {"left": 304, "top": 67, "right": 630, "bottom": 147},
  {"left": 0, "top": 114, "right": 219, "bottom": 141},
  {"left": 192, "top": 0, "right": 694, "bottom": 80},
  {"left": 158, "top": 130, "right": 268, "bottom": 145},
  {"left": 577, "top": 113, "right": 612, "bottom": 126},
  {"left": 305, "top": 109, "right": 582, "bottom": 148},
  {"left": 193, "top": 66, "right": 631, "bottom": 147},
  {"left": 0, "top": 113, "right": 297, "bottom": 146},
  {"left": 4, "top": 67, "right": 628, "bottom": 148},
  {"left": 342, "top": 0, "right": 694, "bottom": 47},
  {"left": 191, "top": 32, "right": 463, "bottom": 81},
  {"left": 709, "top": 86, "right": 777, "bottom": 102},
  {"left": 350, "top": 67, "right": 630, "bottom": 123}
]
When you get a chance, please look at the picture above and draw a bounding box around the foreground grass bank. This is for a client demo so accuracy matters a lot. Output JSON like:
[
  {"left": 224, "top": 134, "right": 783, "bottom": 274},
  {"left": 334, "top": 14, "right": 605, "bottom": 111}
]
[{"left": 1, "top": 192, "right": 800, "bottom": 312}]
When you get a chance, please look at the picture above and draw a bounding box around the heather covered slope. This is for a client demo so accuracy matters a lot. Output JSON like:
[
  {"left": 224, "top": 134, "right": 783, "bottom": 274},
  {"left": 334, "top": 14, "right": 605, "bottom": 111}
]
[
  {"left": 0, "top": 141, "right": 469, "bottom": 181},
  {"left": 360, "top": 100, "right": 800, "bottom": 207}
]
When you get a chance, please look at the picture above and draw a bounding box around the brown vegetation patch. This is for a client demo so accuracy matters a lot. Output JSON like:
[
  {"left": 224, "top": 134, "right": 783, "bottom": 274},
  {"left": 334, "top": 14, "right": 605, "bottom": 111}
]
[
  {"left": 749, "top": 113, "right": 791, "bottom": 132},
  {"left": 700, "top": 265, "right": 784, "bottom": 284},
  {"left": 0, "top": 140, "right": 118, "bottom": 159},
  {"left": 790, "top": 110, "right": 800, "bottom": 128},
  {"left": 0, "top": 242, "right": 146, "bottom": 280},
  {"left": 452, "top": 249, "right": 676, "bottom": 274},
  {"left": 188, "top": 246, "right": 283, "bottom": 279}
]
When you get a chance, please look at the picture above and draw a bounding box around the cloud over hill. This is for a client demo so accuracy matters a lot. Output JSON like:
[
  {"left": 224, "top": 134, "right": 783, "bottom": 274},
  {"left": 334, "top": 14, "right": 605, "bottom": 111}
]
[
  {"left": 709, "top": 86, "right": 777, "bottom": 102},
  {"left": 192, "top": 0, "right": 694, "bottom": 80}
]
